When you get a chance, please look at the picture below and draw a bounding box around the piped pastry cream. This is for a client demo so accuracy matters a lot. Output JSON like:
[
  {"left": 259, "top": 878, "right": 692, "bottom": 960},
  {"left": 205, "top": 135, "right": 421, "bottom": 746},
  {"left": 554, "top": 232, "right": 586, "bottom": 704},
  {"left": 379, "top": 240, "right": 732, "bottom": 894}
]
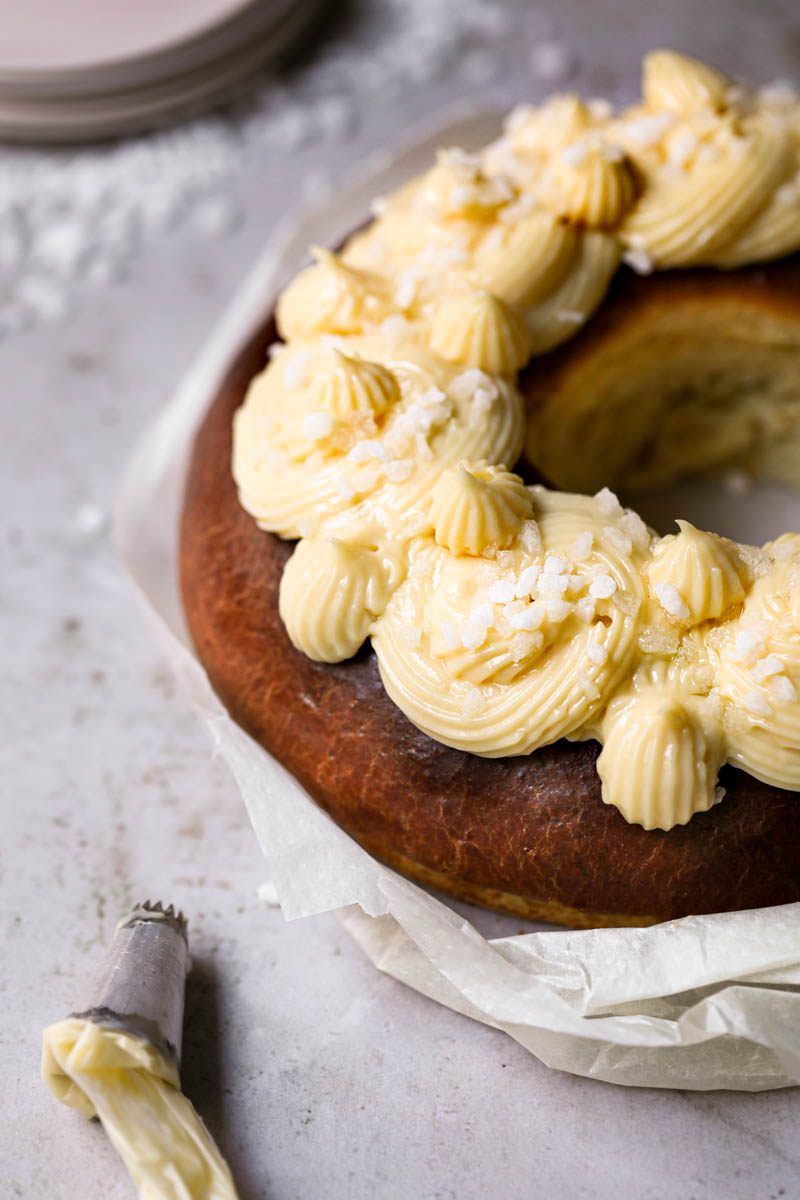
[
  {"left": 647, "top": 521, "right": 748, "bottom": 624},
  {"left": 597, "top": 692, "right": 724, "bottom": 830},
  {"left": 428, "top": 462, "right": 533, "bottom": 555},
  {"left": 429, "top": 287, "right": 532, "bottom": 375},
  {"left": 279, "top": 533, "right": 405, "bottom": 662},
  {"left": 43, "top": 1020, "right": 237, "bottom": 1200},
  {"left": 232, "top": 50, "right": 800, "bottom": 831},
  {"left": 536, "top": 138, "right": 639, "bottom": 229}
]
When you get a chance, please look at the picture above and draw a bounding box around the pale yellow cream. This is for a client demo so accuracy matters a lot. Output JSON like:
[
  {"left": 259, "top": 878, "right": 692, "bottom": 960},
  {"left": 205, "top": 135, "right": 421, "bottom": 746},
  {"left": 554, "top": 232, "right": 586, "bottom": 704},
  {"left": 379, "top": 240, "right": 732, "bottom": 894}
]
[
  {"left": 43, "top": 1020, "right": 238, "bottom": 1200},
  {"left": 231, "top": 51, "right": 800, "bottom": 831}
]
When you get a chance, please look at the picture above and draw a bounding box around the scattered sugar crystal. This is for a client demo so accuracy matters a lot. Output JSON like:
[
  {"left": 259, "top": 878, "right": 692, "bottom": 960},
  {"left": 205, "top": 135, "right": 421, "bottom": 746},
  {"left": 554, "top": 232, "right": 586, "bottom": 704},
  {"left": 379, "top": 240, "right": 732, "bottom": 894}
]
[
  {"left": 589, "top": 573, "right": 617, "bottom": 600},
  {"left": 622, "top": 246, "right": 654, "bottom": 275},
  {"left": 473, "top": 384, "right": 497, "bottom": 413},
  {"left": 190, "top": 194, "right": 241, "bottom": 237},
  {"left": 350, "top": 468, "right": 380, "bottom": 492},
  {"left": 283, "top": 350, "right": 313, "bottom": 390},
  {"left": 586, "top": 640, "right": 607, "bottom": 666},
  {"left": 450, "top": 368, "right": 497, "bottom": 403},
  {"left": 722, "top": 469, "right": 754, "bottom": 497},
  {"left": 335, "top": 476, "right": 355, "bottom": 501},
  {"left": 713, "top": 786, "right": 727, "bottom": 806},
  {"left": 383, "top": 459, "right": 414, "bottom": 483},
  {"left": 461, "top": 624, "right": 486, "bottom": 651},
  {"left": 539, "top": 572, "right": 569, "bottom": 598},
  {"left": 600, "top": 142, "right": 625, "bottom": 163},
  {"left": 32, "top": 219, "right": 87, "bottom": 276},
  {"left": 433, "top": 243, "right": 470, "bottom": 269},
  {"left": 603, "top": 525, "right": 633, "bottom": 556},
  {"left": 576, "top": 595, "right": 596, "bottom": 622},
  {"left": 772, "top": 540, "right": 797, "bottom": 562},
  {"left": 769, "top": 675, "right": 797, "bottom": 703},
  {"left": 509, "top": 631, "right": 542, "bottom": 661},
  {"left": 546, "top": 597, "right": 572, "bottom": 623},
  {"left": 731, "top": 627, "right": 767, "bottom": 664},
  {"left": 613, "top": 591, "right": 640, "bottom": 617},
  {"left": 561, "top": 140, "right": 589, "bottom": 168},
  {"left": 469, "top": 603, "right": 494, "bottom": 628},
  {"left": 505, "top": 104, "right": 534, "bottom": 133},
  {"left": 750, "top": 654, "right": 784, "bottom": 682},
  {"left": 17, "top": 276, "right": 66, "bottom": 321},
  {"left": 667, "top": 131, "right": 698, "bottom": 168},
  {"left": 695, "top": 143, "right": 720, "bottom": 165},
  {"left": 441, "top": 621, "right": 459, "bottom": 650},
  {"left": 619, "top": 511, "right": 650, "bottom": 549},
  {"left": 380, "top": 314, "right": 412, "bottom": 343},
  {"left": 572, "top": 530, "right": 594, "bottom": 560},
  {"left": 518, "top": 520, "right": 542, "bottom": 554},
  {"left": 653, "top": 581, "right": 690, "bottom": 620},
  {"left": 394, "top": 270, "right": 420, "bottom": 309},
  {"left": 398, "top": 625, "right": 422, "bottom": 651},
  {"left": 744, "top": 689, "right": 773, "bottom": 718},
  {"left": 349, "top": 439, "right": 386, "bottom": 462},
  {"left": 624, "top": 111, "right": 675, "bottom": 146},
  {"left": 588, "top": 97, "right": 613, "bottom": 120},
  {"left": 496, "top": 550, "right": 516, "bottom": 570},
  {"left": 499, "top": 193, "right": 535, "bottom": 222},
  {"left": 761, "top": 80, "right": 798, "bottom": 107},
  {"left": 450, "top": 184, "right": 474, "bottom": 209},
  {"left": 489, "top": 578, "right": 516, "bottom": 605},
  {"left": 576, "top": 671, "right": 601, "bottom": 701},
  {"left": 593, "top": 487, "right": 623, "bottom": 517},
  {"left": 543, "top": 554, "right": 567, "bottom": 575},
  {"left": 510, "top": 602, "right": 546, "bottom": 631},
  {"left": 72, "top": 502, "right": 108, "bottom": 537},
  {"left": 461, "top": 685, "right": 486, "bottom": 718},
  {"left": 514, "top": 564, "right": 540, "bottom": 598},
  {"left": 303, "top": 412, "right": 335, "bottom": 440},
  {"left": 529, "top": 41, "right": 575, "bottom": 83},
  {"left": 420, "top": 385, "right": 448, "bottom": 406},
  {"left": 638, "top": 625, "right": 679, "bottom": 655}
]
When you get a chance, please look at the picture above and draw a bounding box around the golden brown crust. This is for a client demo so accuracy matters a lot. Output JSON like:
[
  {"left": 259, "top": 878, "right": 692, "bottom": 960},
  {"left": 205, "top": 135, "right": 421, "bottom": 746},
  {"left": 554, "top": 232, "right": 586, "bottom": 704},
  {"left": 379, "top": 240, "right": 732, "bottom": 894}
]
[{"left": 179, "top": 273, "right": 800, "bottom": 928}]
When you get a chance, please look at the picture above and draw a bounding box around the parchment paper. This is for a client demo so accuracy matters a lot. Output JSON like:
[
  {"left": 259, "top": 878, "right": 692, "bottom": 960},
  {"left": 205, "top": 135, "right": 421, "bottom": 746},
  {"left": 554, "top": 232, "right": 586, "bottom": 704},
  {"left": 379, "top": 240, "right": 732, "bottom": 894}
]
[{"left": 114, "top": 108, "right": 800, "bottom": 1091}]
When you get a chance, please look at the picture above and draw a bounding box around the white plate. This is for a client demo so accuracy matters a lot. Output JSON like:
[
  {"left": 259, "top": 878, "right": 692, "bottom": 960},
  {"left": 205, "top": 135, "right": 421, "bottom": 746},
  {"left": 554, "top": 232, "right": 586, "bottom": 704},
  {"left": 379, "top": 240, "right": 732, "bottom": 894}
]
[{"left": 0, "top": 0, "right": 322, "bottom": 141}]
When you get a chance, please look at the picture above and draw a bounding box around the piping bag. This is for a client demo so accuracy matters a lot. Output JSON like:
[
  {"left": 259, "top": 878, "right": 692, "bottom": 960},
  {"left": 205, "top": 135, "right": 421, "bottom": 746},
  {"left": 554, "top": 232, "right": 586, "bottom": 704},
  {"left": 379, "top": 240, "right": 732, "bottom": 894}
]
[{"left": 42, "top": 901, "right": 239, "bottom": 1200}]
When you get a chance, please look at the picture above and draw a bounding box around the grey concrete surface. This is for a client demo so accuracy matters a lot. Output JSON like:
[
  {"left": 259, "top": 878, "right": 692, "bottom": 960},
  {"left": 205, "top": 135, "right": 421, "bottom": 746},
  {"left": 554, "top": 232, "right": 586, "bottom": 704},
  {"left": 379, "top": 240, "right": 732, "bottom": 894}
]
[{"left": 3, "top": 2, "right": 800, "bottom": 1197}]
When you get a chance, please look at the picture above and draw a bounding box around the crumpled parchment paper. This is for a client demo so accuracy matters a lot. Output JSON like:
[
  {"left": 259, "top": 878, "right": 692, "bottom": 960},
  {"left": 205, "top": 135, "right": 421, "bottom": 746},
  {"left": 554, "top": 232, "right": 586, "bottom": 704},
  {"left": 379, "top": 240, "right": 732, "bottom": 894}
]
[{"left": 114, "top": 109, "right": 800, "bottom": 1092}]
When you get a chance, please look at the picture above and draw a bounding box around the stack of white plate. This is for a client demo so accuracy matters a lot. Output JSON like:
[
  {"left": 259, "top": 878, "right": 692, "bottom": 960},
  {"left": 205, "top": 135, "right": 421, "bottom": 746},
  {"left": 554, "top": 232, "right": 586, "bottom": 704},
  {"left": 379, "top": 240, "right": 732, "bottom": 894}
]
[{"left": 0, "top": 0, "right": 322, "bottom": 142}]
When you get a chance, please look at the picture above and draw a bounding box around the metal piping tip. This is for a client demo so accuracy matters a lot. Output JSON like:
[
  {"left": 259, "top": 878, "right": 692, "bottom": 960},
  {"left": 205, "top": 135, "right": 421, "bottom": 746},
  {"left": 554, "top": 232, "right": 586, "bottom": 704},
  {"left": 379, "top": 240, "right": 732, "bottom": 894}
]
[{"left": 71, "top": 900, "right": 190, "bottom": 1072}]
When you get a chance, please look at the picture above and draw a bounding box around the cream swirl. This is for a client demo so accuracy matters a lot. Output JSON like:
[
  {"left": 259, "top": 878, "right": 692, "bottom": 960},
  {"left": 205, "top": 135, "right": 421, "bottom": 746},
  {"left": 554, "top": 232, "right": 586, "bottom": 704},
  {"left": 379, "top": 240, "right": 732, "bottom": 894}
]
[
  {"left": 279, "top": 533, "right": 405, "bottom": 661},
  {"left": 428, "top": 463, "right": 534, "bottom": 555},
  {"left": 647, "top": 521, "right": 749, "bottom": 624},
  {"left": 597, "top": 692, "right": 724, "bottom": 829}
]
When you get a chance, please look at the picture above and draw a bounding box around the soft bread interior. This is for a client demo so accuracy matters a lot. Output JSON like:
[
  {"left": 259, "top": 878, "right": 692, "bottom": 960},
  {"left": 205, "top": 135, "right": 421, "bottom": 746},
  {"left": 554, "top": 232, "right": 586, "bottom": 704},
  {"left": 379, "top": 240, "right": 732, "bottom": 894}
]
[{"left": 524, "top": 297, "right": 800, "bottom": 495}]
